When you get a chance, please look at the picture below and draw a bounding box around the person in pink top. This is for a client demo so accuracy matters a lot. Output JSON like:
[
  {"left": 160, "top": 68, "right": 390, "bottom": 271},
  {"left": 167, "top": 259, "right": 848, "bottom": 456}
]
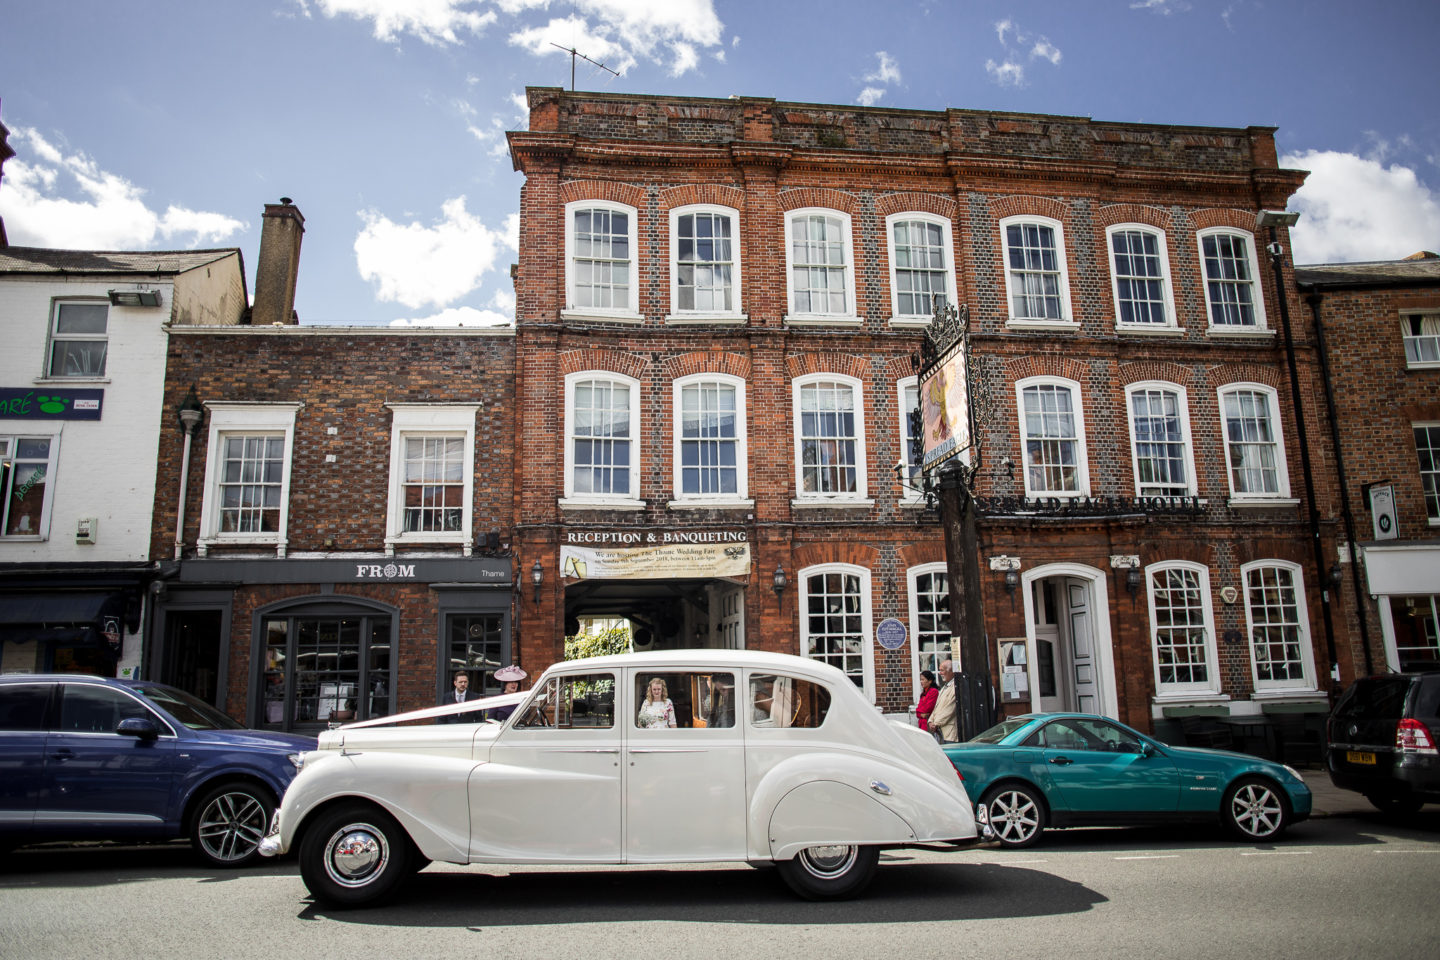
[{"left": 915, "top": 669, "right": 939, "bottom": 732}]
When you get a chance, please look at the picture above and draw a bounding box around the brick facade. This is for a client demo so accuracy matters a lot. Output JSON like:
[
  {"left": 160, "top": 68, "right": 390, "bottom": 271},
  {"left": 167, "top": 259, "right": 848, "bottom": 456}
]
[{"left": 508, "top": 88, "right": 1340, "bottom": 738}]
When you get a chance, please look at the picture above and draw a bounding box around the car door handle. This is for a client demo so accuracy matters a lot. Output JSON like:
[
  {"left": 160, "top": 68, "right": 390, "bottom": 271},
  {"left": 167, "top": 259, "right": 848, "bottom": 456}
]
[
  {"left": 550, "top": 748, "right": 619, "bottom": 755},
  {"left": 1049, "top": 756, "right": 1072, "bottom": 765},
  {"left": 49, "top": 749, "right": 74, "bottom": 762}
]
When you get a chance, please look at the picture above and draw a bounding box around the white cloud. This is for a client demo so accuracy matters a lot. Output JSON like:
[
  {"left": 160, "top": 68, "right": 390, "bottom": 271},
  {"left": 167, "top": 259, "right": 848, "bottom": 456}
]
[
  {"left": 668, "top": 41, "right": 698, "bottom": 77},
  {"left": 311, "top": 0, "right": 497, "bottom": 46},
  {"left": 510, "top": 15, "right": 636, "bottom": 75},
  {"left": 856, "top": 87, "right": 885, "bottom": 107},
  {"left": 985, "top": 59, "right": 1026, "bottom": 88},
  {"left": 1031, "top": 39, "right": 1062, "bottom": 65},
  {"left": 0, "top": 127, "right": 245, "bottom": 249},
  {"left": 864, "top": 51, "right": 901, "bottom": 86},
  {"left": 388, "top": 305, "right": 512, "bottom": 327},
  {"left": 994, "top": 18, "right": 1015, "bottom": 45},
  {"left": 1131, "top": 0, "right": 1190, "bottom": 13},
  {"left": 1281, "top": 149, "right": 1440, "bottom": 263},
  {"left": 354, "top": 196, "right": 517, "bottom": 309}
]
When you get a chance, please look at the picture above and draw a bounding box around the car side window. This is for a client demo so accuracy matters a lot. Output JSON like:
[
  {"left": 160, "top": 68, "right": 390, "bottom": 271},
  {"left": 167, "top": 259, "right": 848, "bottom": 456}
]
[
  {"left": 748, "top": 674, "right": 831, "bottom": 729},
  {"left": 513, "top": 673, "right": 615, "bottom": 730},
  {"left": 0, "top": 685, "right": 51, "bottom": 731},
  {"left": 633, "top": 672, "right": 736, "bottom": 729},
  {"left": 59, "top": 685, "right": 162, "bottom": 734}
]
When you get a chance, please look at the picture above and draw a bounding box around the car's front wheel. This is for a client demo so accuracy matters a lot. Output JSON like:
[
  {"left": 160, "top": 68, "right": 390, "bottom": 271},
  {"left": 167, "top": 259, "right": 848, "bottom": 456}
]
[
  {"left": 776, "top": 844, "right": 879, "bottom": 900},
  {"left": 1222, "top": 777, "right": 1290, "bottom": 841},
  {"left": 191, "top": 782, "right": 276, "bottom": 867},
  {"left": 299, "top": 803, "right": 412, "bottom": 909},
  {"left": 982, "top": 784, "right": 1046, "bottom": 849}
]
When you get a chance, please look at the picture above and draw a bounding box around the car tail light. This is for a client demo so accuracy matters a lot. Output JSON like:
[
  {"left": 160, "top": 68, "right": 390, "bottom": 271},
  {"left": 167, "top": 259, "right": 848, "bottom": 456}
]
[{"left": 1396, "top": 718, "right": 1438, "bottom": 756}]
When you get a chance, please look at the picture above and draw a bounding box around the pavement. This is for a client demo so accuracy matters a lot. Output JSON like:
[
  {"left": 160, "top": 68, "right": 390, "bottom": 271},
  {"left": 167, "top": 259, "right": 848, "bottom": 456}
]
[{"left": 1295, "top": 764, "right": 1373, "bottom": 817}]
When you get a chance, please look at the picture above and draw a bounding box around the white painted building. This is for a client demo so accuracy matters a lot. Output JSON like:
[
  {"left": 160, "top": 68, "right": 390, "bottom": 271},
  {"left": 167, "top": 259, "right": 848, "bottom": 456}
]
[{"left": 0, "top": 247, "right": 246, "bottom": 676}]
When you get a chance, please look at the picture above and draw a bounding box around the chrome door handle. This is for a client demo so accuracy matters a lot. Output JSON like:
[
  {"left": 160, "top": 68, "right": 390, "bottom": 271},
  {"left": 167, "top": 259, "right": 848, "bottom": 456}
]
[{"left": 1049, "top": 756, "right": 1072, "bottom": 765}]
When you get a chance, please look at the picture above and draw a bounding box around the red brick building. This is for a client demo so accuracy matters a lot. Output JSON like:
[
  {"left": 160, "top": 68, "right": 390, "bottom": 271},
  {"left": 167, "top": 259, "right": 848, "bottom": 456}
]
[
  {"left": 506, "top": 88, "right": 1341, "bottom": 743},
  {"left": 150, "top": 203, "right": 517, "bottom": 730},
  {"left": 1296, "top": 254, "right": 1440, "bottom": 679}
]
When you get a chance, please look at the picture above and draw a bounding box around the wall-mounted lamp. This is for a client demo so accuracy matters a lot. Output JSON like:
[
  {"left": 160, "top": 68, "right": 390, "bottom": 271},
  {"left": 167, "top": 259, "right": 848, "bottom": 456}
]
[
  {"left": 772, "top": 564, "right": 787, "bottom": 602},
  {"left": 1003, "top": 569, "right": 1019, "bottom": 595},
  {"left": 1329, "top": 563, "right": 1344, "bottom": 586},
  {"left": 1001, "top": 457, "right": 1015, "bottom": 482},
  {"left": 1126, "top": 567, "right": 1143, "bottom": 602},
  {"left": 109, "top": 289, "right": 162, "bottom": 307},
  {"left": 531, "top": 560, "right": 544, "bottom": 605}
]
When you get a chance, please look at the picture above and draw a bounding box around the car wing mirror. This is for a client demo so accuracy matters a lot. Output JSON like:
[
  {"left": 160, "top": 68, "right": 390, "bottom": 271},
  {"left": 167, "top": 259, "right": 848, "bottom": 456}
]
[
  {"left": 116, "top": 717, "right": 160, "bottom": 741},
  {"left": 1120, "top": 740, "right": 1148, "bottom": 756}
]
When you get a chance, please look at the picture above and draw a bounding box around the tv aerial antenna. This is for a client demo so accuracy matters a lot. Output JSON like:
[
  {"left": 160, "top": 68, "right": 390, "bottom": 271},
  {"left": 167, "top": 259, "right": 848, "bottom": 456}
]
[{"left": 549, "top": 42, "right": 620, "bottom": 90}]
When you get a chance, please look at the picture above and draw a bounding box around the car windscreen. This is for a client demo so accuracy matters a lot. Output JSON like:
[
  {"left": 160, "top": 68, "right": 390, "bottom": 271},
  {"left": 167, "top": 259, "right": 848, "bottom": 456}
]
[
  {"left": 970, "top": 717, "right": 1034, "bottom": 744},
  {"left": 134, "top": 684, "right": 245, "bottom": 730}
]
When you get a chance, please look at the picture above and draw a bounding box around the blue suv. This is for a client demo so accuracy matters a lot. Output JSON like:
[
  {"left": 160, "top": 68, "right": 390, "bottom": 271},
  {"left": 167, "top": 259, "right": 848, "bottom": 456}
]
[{"left": 0, "top": 674, "right": 315, "bottom": 865}]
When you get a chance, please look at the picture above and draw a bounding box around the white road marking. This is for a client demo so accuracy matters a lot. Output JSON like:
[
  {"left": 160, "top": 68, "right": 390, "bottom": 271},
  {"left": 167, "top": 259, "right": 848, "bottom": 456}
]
[
  {"left": 1114, "top": 855, "right": 1180, "bottom": 860},
  {"left": 1240, "top": 850, "right": 1312, "bottom": 856}
]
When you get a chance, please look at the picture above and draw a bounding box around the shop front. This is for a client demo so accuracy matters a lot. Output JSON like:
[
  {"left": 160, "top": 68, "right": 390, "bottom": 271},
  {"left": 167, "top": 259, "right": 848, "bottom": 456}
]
[
  {"left": 152, "top": 556, "right": 512, "bottom": 730},
  {"left": 0, "top": 568, "right": 147, "bottom": 677}
]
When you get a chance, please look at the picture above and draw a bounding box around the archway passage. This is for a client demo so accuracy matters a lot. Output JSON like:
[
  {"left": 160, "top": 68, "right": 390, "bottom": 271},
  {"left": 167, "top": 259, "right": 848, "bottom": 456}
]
[
  {"left": 1021, "top": 564, "right": 1119, "bottom": 719},
  {"left": 564, "top": 577, "right": 746, "bottom": 652}
]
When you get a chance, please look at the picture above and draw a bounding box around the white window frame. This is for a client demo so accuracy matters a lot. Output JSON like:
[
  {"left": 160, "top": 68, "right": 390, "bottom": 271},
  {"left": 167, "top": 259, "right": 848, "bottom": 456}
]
[
  {"left": 384, "top": 403, "right": 478, "bottom": 554},
  {"left": 784, "top": 208, "right": 859, "bottom": 326},
  {"left": 1403, "top": 312, "right": 1440, "bottom": 368},
  {"left": 0, "top": 427, "right": 62, "bottom": 541},
  {"left": 1107, "top": 224, "right": 1178, "bottom": 332},
  {"left": 791, "top": 373, "right": 871, "bottom": 507},
  {"left": 670, "top": 373, "right": 751, "bottom": 509},
  {"left": 1240, "top": 559, "right": 1318, "bottom": 695},
  {"left": 1415, "top": 421, "right": 1440, "bottom": 526},
  {"left": 197, "top": 403, "right": 300, "bottom": 557},
  {"left": 666, "top": 204, "right": 745, "bottom": 324},
  {"left": 1218, "top": 383, "right": 1294, "bottom": 505},
  {"left": 798, "top": 562, "right": 876, "bottom": 702},
  {"left": 1016, "top": 376, "right": 1090, "bottom": 499},
  {"left": 562, "top": 372, "right": 643, "bottom": 510},
  {"left": 1146, "top": 560, "right": 1223, "bottom": 701},
  {"left": 1198, "top": 227, "right": 1269, "bottom": 334},
  {"left": 885, "top": 212, "right": 958, "bottom": 328},
  {"left": 907, "top": 562, "right": 950, "bottom": 698},
  {"left": 897, "top": 377, "right": 923, "bottom": 504},
  {"left": 45, "top": 298, "right": 110, "bottom": 379},
  {"left": 1125, "top": 381, "right": 1196, "bottom": 497},
  {"left": 999, "top": 215, "right": 1075, "bottom": 329},
  {"left": 564, "top": 200, "right": 642, "bottom": 323}
]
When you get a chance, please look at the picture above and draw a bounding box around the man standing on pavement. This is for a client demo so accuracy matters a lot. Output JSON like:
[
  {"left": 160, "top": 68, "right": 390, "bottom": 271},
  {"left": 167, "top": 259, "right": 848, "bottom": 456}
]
[
  {"left": 929, "top": 659, "right": 959, "bottom": 743},
  {"left": 439, "top": 669, "right": 481, "bottom": 723}
]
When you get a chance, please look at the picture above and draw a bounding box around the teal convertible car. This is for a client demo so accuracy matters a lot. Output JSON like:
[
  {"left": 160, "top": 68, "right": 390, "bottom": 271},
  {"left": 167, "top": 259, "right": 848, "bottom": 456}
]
[{"left": 943, "top": 713, "right": 1312, "bottom": 848}]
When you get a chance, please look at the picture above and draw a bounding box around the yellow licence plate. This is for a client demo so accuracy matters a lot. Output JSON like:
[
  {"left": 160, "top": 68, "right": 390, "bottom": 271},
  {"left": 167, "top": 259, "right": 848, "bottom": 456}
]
[{"left": 1347, "top": 750, "right": 1377, "bottom": 765}]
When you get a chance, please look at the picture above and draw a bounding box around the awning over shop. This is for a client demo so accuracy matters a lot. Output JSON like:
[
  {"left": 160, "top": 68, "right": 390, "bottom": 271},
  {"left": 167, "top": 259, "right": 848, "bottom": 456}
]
[
  {"left": 0, "top": 591, "right": 126, "bottom": 646},
  {"left": 1361, "top": 540, "right": 1440, "bottom": 596}
]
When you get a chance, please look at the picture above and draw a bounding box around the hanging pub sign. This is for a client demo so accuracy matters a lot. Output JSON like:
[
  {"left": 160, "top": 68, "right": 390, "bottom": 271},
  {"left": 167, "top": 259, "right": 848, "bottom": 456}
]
[{"left": 917, "top": 304, "right": 974, "bottom": 472}]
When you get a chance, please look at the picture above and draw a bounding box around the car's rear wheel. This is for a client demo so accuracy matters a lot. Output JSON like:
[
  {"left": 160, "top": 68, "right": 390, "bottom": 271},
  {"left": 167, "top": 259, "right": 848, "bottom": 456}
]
[
  {"left": 1222, "top": 777, "right": 1289, "bottom": 841},
  {"left": 191, "top": 782, "right": 275, "bottom": 868},
  {"left": 776, "top": 844, "right": 879, "bottom": 900},
  {"left": 299, "top": 802, "right": 412, "bottom": 909},
  {"left": 1367, "top": 794, "right": 1424, "bottom": 817},
  {"left": 981, "top": 784, "right": 1046, "bottom": 849}
]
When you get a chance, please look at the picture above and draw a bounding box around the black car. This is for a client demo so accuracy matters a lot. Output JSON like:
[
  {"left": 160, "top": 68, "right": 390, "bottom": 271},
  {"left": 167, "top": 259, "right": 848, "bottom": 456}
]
[
  {"left": 0, "top": 674, "right": 315, "bottom": 865},
  {"left": 1326, "top": 672, "right": 1440, "bottom": 815}
]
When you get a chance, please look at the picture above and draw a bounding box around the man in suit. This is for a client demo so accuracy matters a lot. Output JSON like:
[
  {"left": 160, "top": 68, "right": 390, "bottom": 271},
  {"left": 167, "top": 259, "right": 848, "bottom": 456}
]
[
  {"left": 439, "top": 670, "right": 481, "bottom": 723},
  {"left": 929, "top": 659, "right": 959, "bottom": 743}
]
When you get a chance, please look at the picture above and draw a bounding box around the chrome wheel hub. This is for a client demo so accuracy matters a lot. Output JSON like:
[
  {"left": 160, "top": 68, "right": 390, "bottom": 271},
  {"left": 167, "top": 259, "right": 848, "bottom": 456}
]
[
  {"left": 798, "top": 844, "right": 858, "bottom": 879},
  {"left": 324, "top": 824, "right": 389, "bottom": 887}
]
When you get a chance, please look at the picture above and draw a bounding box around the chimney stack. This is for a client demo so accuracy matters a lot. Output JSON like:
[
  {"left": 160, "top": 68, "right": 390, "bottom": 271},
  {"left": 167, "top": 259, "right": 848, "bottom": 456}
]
[{"left": 251, "top": 198, "right": 304, "bottom": 325}]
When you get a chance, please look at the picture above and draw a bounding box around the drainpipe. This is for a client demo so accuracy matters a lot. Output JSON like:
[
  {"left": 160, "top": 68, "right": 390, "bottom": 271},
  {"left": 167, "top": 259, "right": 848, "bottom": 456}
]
[
  {"left": 1263, "top": 224, "right": 1341, "bottom": 691},
  {"left": 1303, "top": 291, "right": 1375, "bottom": 675},
  {"left": 174, "top": 389, "right": 204, "bottom": 560}
]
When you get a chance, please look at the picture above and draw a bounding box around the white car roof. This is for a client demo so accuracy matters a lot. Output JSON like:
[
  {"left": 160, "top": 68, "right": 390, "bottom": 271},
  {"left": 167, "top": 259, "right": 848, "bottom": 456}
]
[{"left": 536, "top": 649, "right": 850, "bottom": 686}]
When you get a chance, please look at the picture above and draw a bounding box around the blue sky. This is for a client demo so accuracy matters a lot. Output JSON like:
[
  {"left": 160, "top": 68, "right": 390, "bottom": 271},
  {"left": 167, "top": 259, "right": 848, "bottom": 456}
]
[{"left": 2, "top": 0, "right": 1437, "bottom": 327}]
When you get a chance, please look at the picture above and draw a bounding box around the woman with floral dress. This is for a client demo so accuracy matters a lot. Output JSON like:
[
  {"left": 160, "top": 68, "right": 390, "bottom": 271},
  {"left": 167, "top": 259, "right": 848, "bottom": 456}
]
[{"left": 637, "top": 677, "right": 677, "bottom": 728}]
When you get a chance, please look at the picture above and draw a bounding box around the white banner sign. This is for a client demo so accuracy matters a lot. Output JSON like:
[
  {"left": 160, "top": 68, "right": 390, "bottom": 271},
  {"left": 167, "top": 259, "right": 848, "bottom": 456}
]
[{"left": 561, "top": 542, "right": 751, "bottom": 580}]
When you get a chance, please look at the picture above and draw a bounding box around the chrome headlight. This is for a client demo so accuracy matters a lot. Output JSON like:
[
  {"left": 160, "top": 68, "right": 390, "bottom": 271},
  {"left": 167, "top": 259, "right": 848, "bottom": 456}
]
[{"left": 1283, "top": 764, "right": 1304, "bottom": 783}]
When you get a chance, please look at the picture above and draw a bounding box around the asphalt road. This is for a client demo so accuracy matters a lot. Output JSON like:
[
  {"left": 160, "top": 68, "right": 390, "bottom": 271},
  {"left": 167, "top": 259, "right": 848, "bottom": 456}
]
[{"left": 3, "top": 810, "right": 1438, "bottom": 960}]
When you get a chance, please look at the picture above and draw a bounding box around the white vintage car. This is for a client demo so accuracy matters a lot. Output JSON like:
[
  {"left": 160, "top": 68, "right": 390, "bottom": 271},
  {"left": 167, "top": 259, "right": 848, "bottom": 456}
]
[{"left": 258, "top": 650, "right": 977, "bottom": 906}]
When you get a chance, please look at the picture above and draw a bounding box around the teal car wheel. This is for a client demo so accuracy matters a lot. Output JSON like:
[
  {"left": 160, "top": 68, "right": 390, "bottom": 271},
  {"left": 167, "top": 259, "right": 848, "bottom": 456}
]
[
  {"left": 1223, "top": 777, "right": 1289, "bottom": 841},
  {"left": 981, "top": 784, "right": 1045, "bottom": 849}
]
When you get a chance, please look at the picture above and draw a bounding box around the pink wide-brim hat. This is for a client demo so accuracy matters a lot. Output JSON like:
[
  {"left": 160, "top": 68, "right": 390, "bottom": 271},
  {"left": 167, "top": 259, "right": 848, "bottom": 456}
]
[{"left": 494, "top": 665, "right": 527, "bottom": 682}]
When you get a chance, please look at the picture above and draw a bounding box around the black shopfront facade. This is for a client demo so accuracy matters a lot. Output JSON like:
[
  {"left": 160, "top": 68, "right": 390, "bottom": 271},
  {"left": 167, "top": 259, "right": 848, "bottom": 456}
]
[{"left": 149, "top": 556, "right": 513, "bottom": 732}]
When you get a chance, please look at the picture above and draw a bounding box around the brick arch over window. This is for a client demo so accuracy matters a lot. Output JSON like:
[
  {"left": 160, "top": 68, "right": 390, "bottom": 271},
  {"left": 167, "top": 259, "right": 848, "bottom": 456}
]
[
  {"left": 791, "top": 542, "right": 880, "bottom": 570},
  {"left": 875, "top": 192, "right": 959, "bottom": 220},
  {"left": 778, "top": 187, "right": 860, "bottom": 216},
  {"left": 1207, "top": 363, "right": 1284, "bottom": 392},
  {"left": 1002, "top": 355, "right": 1089, "bottom": 384},
  {"left": 661, "top": 351, "right": 752, "bottom": 380},
  {"left": 897, "top": 544, "right": 946, "bottom": 569},
  {"left": 785, "top": 352, "right": 871, "bottom": 381},
  {"left": 990, "top": 195, "right": 1070, "bottom": 223},
  {"left": 558, "top": 348, "right": 648, "bottom": 380},
  {"left": 1097, "top": 203, "right": 1173, "bottom": 230},
  {"left": 559, "top": 180, "right": 647, "bottom": 209},
  {"left": 658, "top": 183, "right": 746, "bottom": 212},
  {"left": 1189, "top": 208, "right": 1260, "bottom": 232},
  {"left": 882, "top": 355, "right": 916, "bottom": 380},
  {"left": 1119, "top": 360, "right": 1194, "bottom": 387}
]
